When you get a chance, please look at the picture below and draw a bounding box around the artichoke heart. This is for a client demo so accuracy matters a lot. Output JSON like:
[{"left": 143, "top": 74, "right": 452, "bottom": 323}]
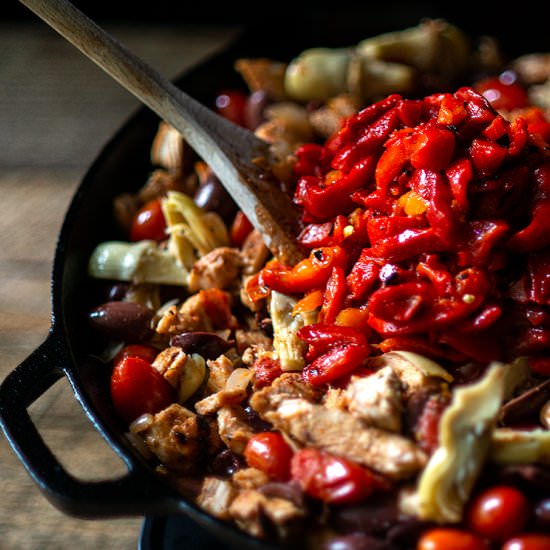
[
  {"left": 269, "top": 291, "right": 317, "bottom": 371},
  {"left": 490, "top": 428, "right": 550, "bottom": 465},
  {"left": 415, "top": 357, "right": 528, "bottom": 524},
  {"left": 88, "top": 240, "right": 189, "bottom": 286}
]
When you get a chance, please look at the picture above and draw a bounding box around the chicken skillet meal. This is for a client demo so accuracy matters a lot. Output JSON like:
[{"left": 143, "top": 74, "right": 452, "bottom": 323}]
[{"left": 87, "top": 19, "right": 550, "bottom": 550}]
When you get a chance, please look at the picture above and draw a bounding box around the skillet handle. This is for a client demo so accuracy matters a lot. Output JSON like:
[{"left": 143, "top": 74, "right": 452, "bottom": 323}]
[{"left": 0, "top": 330, "right": 184, "bottom": 518}]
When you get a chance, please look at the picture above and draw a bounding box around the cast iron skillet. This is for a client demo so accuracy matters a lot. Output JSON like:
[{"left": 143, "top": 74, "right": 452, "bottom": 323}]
[{"left": 0, "top": 7, "right": 546, "bottom": 549}]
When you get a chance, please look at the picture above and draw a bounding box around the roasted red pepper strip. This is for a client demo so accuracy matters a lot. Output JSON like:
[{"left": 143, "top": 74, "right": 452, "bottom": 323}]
[
  {"left": 260, "top": 246, "right": 347, "bottom": 295},
  {"left": 294, "top": 156, "right": 376, "bottom": 220},
  {"left": 258, "top": 86, "right": 550, "bottom": 369},
  {"left": 302, "top": 342, "right": 369, "bottom": 386},
  {"left": 319, "top": 266, "right": 347, "bottom": 324},
  {"left": 507, "top": 164, "right": 550, "bottom": 253},
  {"left": 298, "top": 323, "right": 368, "bottom": 361}
]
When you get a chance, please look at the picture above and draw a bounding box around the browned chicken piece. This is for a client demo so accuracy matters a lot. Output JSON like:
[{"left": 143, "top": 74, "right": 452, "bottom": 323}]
[
  {"left": 369, "top": 352, "right": 448, "bottom": 400},
  {"left": 234, "top": 328, "right": 273, "bottom": 356},
  {"left": 195, "top": 368, "right": 253, "bottom": 416},
  {"left": 234, "top": 58, "right": 288, "bottom": 100},
  {"left": 133, "top": 403, "right": 204, "bottom": 474},
  {"left": 308, "top": 94, "right": 362, "bottom": 137},
  {"left": 228, "top": 489, "right": 305, "bottom": 541},
  {"left": 232, "top": 467, "right": 270, "bottom": 490},
  {"left": 250, "top": 373, "right": 323, "bottom": 414},
  {"left": 196, "top": 477, "right": 237, "bottom": 520},
  {"left": 187, "top": 247, "right": 243, "bottom": 293},
  {"left": 150, "top": 121, "right": 192, "bottom": 177},
  {"left": 511, "top": 53, "right": 550, "bottom": 85},
  {"left": 344, "top": 366, "right": 405, "bottom": 432},
  {"left": 217, "top": 405, "right": 257, "bottom": 455},
  {"left": 251, "top": 394, "right": 426, "bottom": 480},
  {"left": 156, "top": 288, "right": 238, "bottom": 335},
  {"left": 151, "top": 346, "right": 188, "bottom": 389},
  {"left": 240, "top": 229, "right": 270, "bottom": 276},
  {"left": 206, "top": 354, "right": 235, "bottom": 393},
  {"left": 138, "top": 168, "right": 196, "bottom": 204}
]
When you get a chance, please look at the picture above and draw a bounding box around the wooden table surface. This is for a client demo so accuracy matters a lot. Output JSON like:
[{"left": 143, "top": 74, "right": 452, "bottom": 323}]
[{"left": 0, "top": 19, "right": 239, "bottom": 550}]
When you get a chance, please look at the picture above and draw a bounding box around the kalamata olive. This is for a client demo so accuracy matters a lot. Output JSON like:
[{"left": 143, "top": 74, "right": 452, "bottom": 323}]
[
  {"left": 331, "top": 494, "right": 400, "bottom": 536},
  {"left": 209, "top": 449, "right": 245, "bottom": 477},
  {"left": 499, "top": 379, "right": 550, "bottom": 426},
  {"left": 323, "top": 533, "right": 395, "bottom": 550},
  {"left": 88, "top": 301, "right": 154, "bottom": 342},
  {"left": 243, "top": 404, "right": 273, "bottom": 433},
  {"left": 170, "top": 331, "right": 234, "bottom": 360},
  {"left": 496, "top": 464, "right": 550, "bottom": 495},
  {"left": 386, "top": 519, "right": 435, "bottom": 547},
  {"left": 193, "top": 172, "right": 237, "bottom": 223},
  {"left": 259, "top": 481, "right": 305, "bottom": 508},
  {"left": 534, "top": 498, "right": 550, "bottom": 530},
  {"left": 244, "top": 90, "right": 271, "bottom": 130},
  {"left": 106, "top": 282, "right": 130, "bottom": 302}
]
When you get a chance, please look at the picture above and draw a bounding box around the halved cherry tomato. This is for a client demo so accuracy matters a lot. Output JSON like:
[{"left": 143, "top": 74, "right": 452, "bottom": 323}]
[
  {"left": 290, "top": 448, "right": 379, "bottom": 505},
  {"left": 110, "top": 356, "right": 175, "bottom": 423},
  {"left": 215, "top": 89, "right": 248, "bottom": 127},
  {"left": 501, "top": 534, "right": 550, "bottom": 550},
  {"left": 230, "top": 210, "right": 254, "bottom": 247},
  {"left": 113, "top": 344, "right": 158, "bottom": 366},
  {"left": 129, "top": 198, "right": 167, "bottom": 242},
  {"left": 466, "top": 485, "right": 531, "bottom": 542},
  {"left": 417, "top": 528, "right": 490, "bottom": 550},
  {"left": 474, "top": 72, "right": 529, "bottom": 112},
  {"left": 244, "top": 431, "right": 294, "bottom": 481}
]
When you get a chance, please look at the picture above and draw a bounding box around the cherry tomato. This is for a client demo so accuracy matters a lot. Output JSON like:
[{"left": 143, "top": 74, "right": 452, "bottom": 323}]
[
  {"left": 466, "top": 485, "right": 531, "bottom": 541},
  {"left": 113, "top": 344, "right": 158, "bottom": 365},
  {"left": 244, "top": 431, "right": 293, "bottom": 481},
  {"left": 475, "top": 72, "right": 529, "bottom": 111},
  {"left": 417, "top": 528, "right": 490, "bottom": 550},
  {"left": 291, "top": 448, "right": 379, "bottom": 505},
  {"left": 110, "top": 356, "right": 175, "bottom": 423},
  {"left": 502, "top": 534, "right": 550, "bottom": 550},
  {"left": 230, "top": 210, "right": 254, "bottom": 247},
  {"left": 129, "top": 198, "right": 167, "bottom": 242},
  {"left": 215, "top": 89, "right": 248, "bottom": 127}
]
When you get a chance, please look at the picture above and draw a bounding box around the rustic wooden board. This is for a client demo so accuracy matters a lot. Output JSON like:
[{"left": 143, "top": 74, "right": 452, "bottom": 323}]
[{"left": 0, "top": 21, "right": 239, "bottom": 549}]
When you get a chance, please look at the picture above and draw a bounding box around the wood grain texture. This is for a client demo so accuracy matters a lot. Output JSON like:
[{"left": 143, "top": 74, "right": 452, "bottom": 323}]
[{"left": 0, "top": 21, "right": 239, "bottom": 549}]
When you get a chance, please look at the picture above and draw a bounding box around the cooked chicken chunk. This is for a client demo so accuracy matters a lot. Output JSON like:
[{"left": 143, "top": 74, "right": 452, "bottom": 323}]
[
  {"left": 240, "top": 229, "right": 270, "bottom": 276},
  {"left": 229, "top": 489, "right": 305, "bottom": 541},
  {"left": 251, "top": 386, "right": 426, "bottom": 480},
  {"left": 250, "top": 373, "right": 323, "bottom": 414},
  {"left": 217, "top": 405, "right": 256, "bottom": 455},
  {"left": 133, "top": 403, "right": 203, "bottom": 474},
  {"left": 188, "top": 246, "right": 243, "bottom": 292},
  {"left": 344, "top": 367, "right": 404, "bottom": 432},
  {"left": 156, "top": 288, "right": 237, "bottom": 335},
  {"left": 152, "top": 346, "right": 188, "bottom": 388},
  {"left": 196, "top": 477, "right": 237, "bottom": 520}
]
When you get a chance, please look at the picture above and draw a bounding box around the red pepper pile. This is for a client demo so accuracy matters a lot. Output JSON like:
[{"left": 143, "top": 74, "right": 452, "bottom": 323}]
[{"left": 250, "top": 87, "right": 550, "bottom": 385}]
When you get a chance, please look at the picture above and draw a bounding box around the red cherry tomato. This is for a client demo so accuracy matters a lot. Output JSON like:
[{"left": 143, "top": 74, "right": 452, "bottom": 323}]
[
  {"left": 244, "top": 431, "right": 294, "bottom": 481},
  {"left": 502, "top": 534, "right": 550, "bottom": 550},
  {"left": 129, "top": 198, "right": 167, "bottom": 242},
  {"left": 113, "top": 344, "right": 158, "bottom": 365},
  {"left": 230, "top": 210, "right": 254, "bottom": 247},
  {"left": 290, "top": 448, "right": 379, "bottom": 505},
  {"left": 215, "top": 89, "right": 248, "bottom": 127},
  {"left": 417, "top": 528, "right": 491, "bottom": 550},
  {"left": 466, "top": 485, "right": 531, "bottom": 541},
  {"left": 474, "top": 72, "right": 529, "bottom": 111},
  {"left": 110, "top": 356, "right": 175, "bottom": 423}
]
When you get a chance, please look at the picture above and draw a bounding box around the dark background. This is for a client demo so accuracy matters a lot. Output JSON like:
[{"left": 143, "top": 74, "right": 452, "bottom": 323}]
[{"left": 4, "top": 1, "right": 548, "bottom": 59}]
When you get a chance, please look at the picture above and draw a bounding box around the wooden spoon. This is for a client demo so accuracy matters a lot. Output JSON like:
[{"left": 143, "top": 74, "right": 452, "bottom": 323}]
[{"left": 19, "top": 0, "right": 305, "bottom": 265}]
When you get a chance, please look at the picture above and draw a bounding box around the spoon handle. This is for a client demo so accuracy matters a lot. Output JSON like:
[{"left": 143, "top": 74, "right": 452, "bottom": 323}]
[{"left": 19, "top": 0, "right": 305, "bottom": 264}]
